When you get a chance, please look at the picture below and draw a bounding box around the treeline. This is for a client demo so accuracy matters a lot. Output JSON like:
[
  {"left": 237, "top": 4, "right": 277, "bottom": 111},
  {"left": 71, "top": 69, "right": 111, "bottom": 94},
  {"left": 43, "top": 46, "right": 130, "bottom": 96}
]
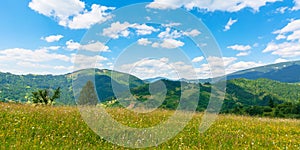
[
  {"left": 128, "top": 79, "right": 300, "bottom": 119},
  {"left": 223, "top": 101, "right": 300, "bottom": 118}
]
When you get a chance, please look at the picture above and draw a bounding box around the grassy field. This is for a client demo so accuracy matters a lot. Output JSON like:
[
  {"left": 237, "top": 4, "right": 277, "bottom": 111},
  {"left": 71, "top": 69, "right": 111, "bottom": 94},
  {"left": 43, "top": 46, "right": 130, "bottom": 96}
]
[{"left": 1, "top": 102, "right": 300, "bottom": 149}]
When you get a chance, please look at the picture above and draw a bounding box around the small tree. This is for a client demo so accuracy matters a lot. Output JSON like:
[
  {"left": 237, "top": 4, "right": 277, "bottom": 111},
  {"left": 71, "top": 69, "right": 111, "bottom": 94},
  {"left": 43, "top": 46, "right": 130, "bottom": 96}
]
[
  {"left": 77, "top": 80, "right": 98, "bottom": 106},
  {"left": 31, "top": 87, "right": 60, "bottom": 105}
]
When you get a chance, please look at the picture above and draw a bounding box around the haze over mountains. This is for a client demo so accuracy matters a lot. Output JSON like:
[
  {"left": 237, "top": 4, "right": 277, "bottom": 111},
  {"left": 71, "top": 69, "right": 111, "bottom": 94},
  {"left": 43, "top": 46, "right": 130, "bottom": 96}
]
[
  {"left": 227, "top": 60, "right": 300, "bottom": 83},
  {"left": 146, "top": 60, "right": 300, "bottom": 83}
]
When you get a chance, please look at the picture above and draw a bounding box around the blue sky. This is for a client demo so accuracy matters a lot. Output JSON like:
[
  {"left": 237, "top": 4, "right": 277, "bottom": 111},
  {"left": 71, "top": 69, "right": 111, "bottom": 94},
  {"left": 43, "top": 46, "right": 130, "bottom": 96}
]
[{"left": 0, "top": 0, "right": 300, "bottom": 79}]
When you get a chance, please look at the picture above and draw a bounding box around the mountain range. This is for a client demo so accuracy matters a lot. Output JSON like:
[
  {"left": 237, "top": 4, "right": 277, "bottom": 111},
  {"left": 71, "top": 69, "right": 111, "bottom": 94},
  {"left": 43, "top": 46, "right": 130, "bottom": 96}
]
[{"left": 1, "top": 60, "right": 300, "bottom": 113}]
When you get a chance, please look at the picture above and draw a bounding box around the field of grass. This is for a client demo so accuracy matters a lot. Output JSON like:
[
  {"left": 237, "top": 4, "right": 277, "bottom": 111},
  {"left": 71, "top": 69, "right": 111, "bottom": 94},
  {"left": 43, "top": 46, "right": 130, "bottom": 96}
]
[{"left": 1, "top": 102, "right": 300, "bottom": 149}]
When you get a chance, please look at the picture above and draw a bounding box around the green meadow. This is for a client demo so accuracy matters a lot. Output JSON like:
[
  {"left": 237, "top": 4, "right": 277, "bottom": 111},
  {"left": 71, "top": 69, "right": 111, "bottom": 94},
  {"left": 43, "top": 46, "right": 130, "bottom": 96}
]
[{"left": 1, "top": 102, "right": 299, "bottom": 149}]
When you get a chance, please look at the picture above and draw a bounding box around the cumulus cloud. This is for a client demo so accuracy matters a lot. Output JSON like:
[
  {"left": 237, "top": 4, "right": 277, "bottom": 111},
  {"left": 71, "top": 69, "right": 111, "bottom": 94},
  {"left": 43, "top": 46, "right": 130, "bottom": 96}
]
[
  {"left": 138, "top": 38, "right": 152, "bottom": 46},
  {"left": 160, "top": 39, "right": 185, "bottom": 49},
  {"left": 264, "top": 19, "right": 300, "bottom": 58},
  {"left": 226, "top": 61, "right": 264, "bottom": 74},
  {"left": 224, "top": 18, "right": 238, "bottom": 31},
  {"left": 158, "top": 27, "right": 182, "bottom": 39},
  {"left": 102, "top": 22, "right": 132, "bottom": 39},
  {"left": 44, "top": 46, "right": 61, "bottom": 51},
  {"left": 227, "top": 44, "right": 252, "bottom": 56},
  {"left": 41, "top": 35, "right": 64, "bottom": 43},
  {"left": 118, "top": 57, "right": 198, "bottom": 80},
  {"left": 273, "top": 19, "right": 300, "bottom": 37},
  {"left": 227, "top": 44, "right": 252, "bottom": 51},
  {"left": 71, "top": 53, "right": 109, "bottom": 71},
  {"left": 0, "top": 47, "right": 73, "bottom": 75},
  {"left": 192, "top": 56, "right": 204, "bottom": 63},
  {"left": 158, "top": 28, "right": 200, "bottom": 39},
  {"left": 162, "top": 22, "right": 181, "bottom": 27},
  {"left": 66, "top": 40, "right": 81, "bottom": 50},
  {"left": 182, "top": 29, "right": 201, "bottom": 37},
  {"left": 292, "top": 0, "right": 300, "bottom": 11},
  {"left": 263, "top": 41, "right": 300, "bottom": 58},
  {"left": 195, "top": 57, "right": 264, "bottom": 78},
  {"left": 67, "top": 4, "right": 115, "bottom": 29},
  {"left": 102, "top": 22, "right": 159, "bottom": 39},
  {"left": 236, "top": 51, "right": 251, "bottom": 57},
  {"left": 28, "top": 0, "right": 114, "bottom": 29},
  {"left": 66, "top": 40, "right": 111, "bottom": 52},
  {"left": 147, "top": 28, "right": 200, "bottom": 49},
  {"left": 80, "top": 41, "right": 111, "bottom": 52},
  {"left": 276, "top": 7, "right": 288, "bottom": 14},
  {"left": 147, "top": 0, "right": 281, "bottom": 12},
  {"left": 133, "top": 24, "right": 159, "bottom": 35},
  {"left": 0, "top": 48, "right": 70, "bottom": 63}
]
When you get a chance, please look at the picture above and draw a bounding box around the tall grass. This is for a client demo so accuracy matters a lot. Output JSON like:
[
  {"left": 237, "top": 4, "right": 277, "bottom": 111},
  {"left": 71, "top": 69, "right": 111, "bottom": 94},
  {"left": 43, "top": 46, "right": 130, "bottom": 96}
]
[{"left": 1, "top": 102, "right": 299, "bottom": 149}]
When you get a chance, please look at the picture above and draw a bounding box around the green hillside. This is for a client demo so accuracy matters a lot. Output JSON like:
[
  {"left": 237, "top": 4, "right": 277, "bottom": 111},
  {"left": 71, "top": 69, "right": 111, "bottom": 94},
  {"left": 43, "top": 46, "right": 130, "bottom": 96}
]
[
  {"left": 1, "top": 68, "right": 300, "bottom": 118},
  {"left": 0, "top": 69, "right": 143, "bottom": 105}
]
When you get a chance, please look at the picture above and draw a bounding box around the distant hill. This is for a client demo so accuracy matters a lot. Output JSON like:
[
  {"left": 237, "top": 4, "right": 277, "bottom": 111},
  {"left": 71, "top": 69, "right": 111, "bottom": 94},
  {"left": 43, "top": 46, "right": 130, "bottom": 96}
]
[
  {"left": 227, "top": 60, "right": 300, "bottom": 83},
  {"left": 0, "top": 69, "right": 143, "bottom": 105}
]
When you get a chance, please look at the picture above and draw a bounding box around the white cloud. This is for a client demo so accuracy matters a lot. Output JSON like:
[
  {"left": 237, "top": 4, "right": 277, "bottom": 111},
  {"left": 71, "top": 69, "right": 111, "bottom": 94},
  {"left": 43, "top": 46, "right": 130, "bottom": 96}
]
[
  {"left": 227, "top": 44, "right": 251, "bottom": 56},
  {"left": 224, "top": 18, "right": 238, "bottom": 31},
  {"left": 16, "top": 62, "right": 72, "bottom": 72},
  {"left": 118, "top": 56, "right": 265, "bottom": 79},
  {"left": 138, "top": 38, "right": 152, "bottom": 46},
  {"left": 0, "top": 46, "right": 110, "bottom": 75},
  {"left": 183, "top": 29, "right": 201, "bottom": 37},
  {"left": 236, "top": 51, "right": 251, "bottom": 57},
  {"left": 275, "top": 58, "right": 288, "bottom": 63},
  {"left": 80, "top": 41, "right": 111, "bottom": 52},
  {"left": 118, "top": 57, "right": 198, "bottom": 80},
  {"left": 287, "top": 30, "right": 300, "bottom": 41},
  {"left": 162, "top": 22, "right": 181, "bottom": 27},
  {"left": 192, "top": 56, "right": 204, "bottom": 63},
  {"left": 133, "top": 24, "right": 159, "bottom": 35},
  {"left": 66, "top": 40, "right": 81, "bottom": 50},
  {"left": 292, "top": 0, "right": 300, "bottom": 10},
  {"left": 152, "top": 42, "right": 160, "bottom": 48},
  {"left": 157, "top": 28, "right": 200, "bottom": 39},
  {"left": 276, "top": 7, "right": 288, "bottom": 14},
  {"left": 194, "top": 56, "right": 236, "bottom": 78},
  {"left": 0, "top": 48, "right": 70, "bottom": 63},
  {"left": 158, "top": 28, "right": 182, "bottom": 39},
  {"left": 227, "top": 44, "right": 251, "bottom": 51},
  {"left": 41, "top": 35, "right": 63, "bottom": 43},
  {"left": 265, "top": 19, "right": 300, "bottom": 58},
  {"left": 102, "top": 22, "right": 159, "bottom": 39},
  {"left": 195, "top": 57, "right": 264, "bottom": 78},
  {"left": 28, "top": 0, "right": 114, "bottom": 29},
  {"left": 0, "top": 47, "right": 73, "bottom": 75},
  {"left": 45, "top": 46, "right": 61, "bottom": 51},
  {"left": 102, "top": 22, "right": 131, "bottom": 39},
  {"left": 207, "top": 56, "right": 237, "bottom": 67},
  {"left": 275, "top": 34, "right": 286, "bottom": 40},
  {"left": 71, "top": 54, "right": 108, "bottom": 70},
  {"left": 71, "top": 54, "right": 107, "bottom": 64},
  {"left": 263, "top": 41, "right": 300, "bottom": 58},
  {"left": 66, "top": 40, "right": 111, "bottom": 52},
  {"left": 274, "top": 19, "right": 300, "bottom": 36},
  {"left": 147, "top": 0, "right": 281, "bottom": 12},
  {"left": 67, "top": 4, "right": 115, "bottom": 29},
  {"left": 226, "top": 61, "right": 264, "bottom": 74},
  {"left": 160, "top": 39, "right": 185, "bottom": 49}
]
